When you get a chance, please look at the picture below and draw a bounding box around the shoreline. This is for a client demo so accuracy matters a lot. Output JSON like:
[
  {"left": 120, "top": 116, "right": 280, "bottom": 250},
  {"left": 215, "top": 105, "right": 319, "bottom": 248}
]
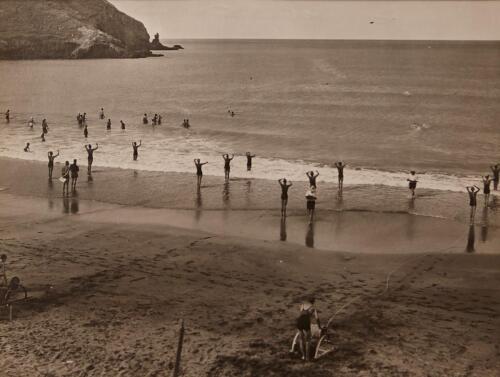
[{"left": 0, "top": 156, "right": 498, "bottom": 254}]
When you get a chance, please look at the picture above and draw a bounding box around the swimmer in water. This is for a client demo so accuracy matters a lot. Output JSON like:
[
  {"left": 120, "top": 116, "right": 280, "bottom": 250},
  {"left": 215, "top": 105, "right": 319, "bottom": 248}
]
[
  {"left": 306, "top": 171, "right": 319, "bottom": 189},
  {"left": 61, "top": 161, "right": 70, "bottom": 195},
  {"left": 407, "top": 171, "right": 418, "bottom": 198},
  {"left": 47, "top": 150, "right": 60, "bottom": 179},
  {"left": 246, "top": 152, "right": 256, "bottom": 171},
  {"left": 143, "top": 113, "right": 148, "bottom": 125},
  {"left": 158, "top": 115, "right": 162, "bottom": 125},
  {"left": 120, "top": 120, "right": 125, "bottom": 130},
  {"left": 28, "top": 117, "right": 35, "bottom": 128},
  {"left": 42, "top": 119, "right": 48, "bottom": 134},
  {"left": 278, "top": 178, "right": 293, "bottom": 217},
  {"left": 483, "top": 175, "right": 492, "bottom": 206},
  {"left": 85, "top": 143, "right": 98, "bottom": 174},
  {"left": 69, "top": 159, "right": 79, "bottom": 191},
  {"left": 24, "top": 142, "right": 30, "bottom": 152},
  {"left": 106, "top": 119, "right": 111, "bottom": 130},
  {"left": 490, "top": 164, "right": 500, "bottom": 191},
  {"left": 5, "top": 109, "right": 10, "bottom": 122},
  {"left": 99, "top": 108, "right": 105, "bottom": 120},
  {"left": 222, "top": 154, "right": 234, "bottom": 181},
  {"left": 194, "top": 159, "right": 209, "bottom": 189},
  {"left": 152, "top": 114, "right": 158, "bottom": 125},
  {"left": 466, "top": 186, "right": 480, "bottom": 223},
  {"left": 83, "top": 125, "right": 88, "bottom": 138},
  {"left": 132, "top": 140, "right": 142, "bottom": 161},
  {"left": 335, "top": 161, "right": 346, "bottom": 191}
]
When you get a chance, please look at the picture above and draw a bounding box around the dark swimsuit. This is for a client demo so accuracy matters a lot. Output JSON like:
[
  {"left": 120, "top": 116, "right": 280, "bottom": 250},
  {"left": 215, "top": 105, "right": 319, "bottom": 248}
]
[
  {"left": 337, "top": 166, "right": 344, "bottom": 179},
  {"left": 308, "top": 175, "right": 317, "bottom": 188},
  {"left": 469, "top": 191, "right": 477, "bottom": 207},
  {"left": 224, "top": 160, "right": 231, "bottom": 172},
  {"left": 196, "top": 164, "right": 203, "bottom": 176},
  {"left": 281, "top": 185, "right": 290, "bottom": 200},
  {"left": 296, "top": 306, "right": 315, "bottom": 331},
  {"left": 48, "top": 156, "right": 55, "bottom": 167},
  {"left": 484, "top": 181, "right": 491, "bottom": 194},
  {"left": 247, "top": 156, "right": 253, "bottom": 168}
]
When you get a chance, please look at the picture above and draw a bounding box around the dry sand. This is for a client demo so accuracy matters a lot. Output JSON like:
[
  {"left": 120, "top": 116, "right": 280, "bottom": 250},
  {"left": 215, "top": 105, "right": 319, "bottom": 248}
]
[{"left": 0, "top": 158, "right": 499, "bottom": 376}]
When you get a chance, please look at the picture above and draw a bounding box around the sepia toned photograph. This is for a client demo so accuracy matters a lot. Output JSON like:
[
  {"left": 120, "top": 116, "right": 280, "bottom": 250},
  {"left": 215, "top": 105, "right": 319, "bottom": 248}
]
[{"left": 0, "top": 0, "right": 499, "bottom": 376}]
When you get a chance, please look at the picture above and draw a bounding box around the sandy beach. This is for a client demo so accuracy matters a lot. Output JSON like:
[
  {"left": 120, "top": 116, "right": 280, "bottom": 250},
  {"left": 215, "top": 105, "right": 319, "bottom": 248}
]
[{"left": 0, "top": 157, "right": 499, "bottom": 377}]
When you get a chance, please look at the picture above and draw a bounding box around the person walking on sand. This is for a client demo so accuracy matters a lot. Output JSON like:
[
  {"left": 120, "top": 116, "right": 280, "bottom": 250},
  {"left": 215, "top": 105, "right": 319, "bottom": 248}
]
[
  {"left": 106, "top": 118, "right": 111, "bottom": 130},
  {"left": 467, "top": 186, "right": 480, "bottom": 223},
  {"left": 24, "top": 142, "right": 30, "bottom": 152},
  {"left": 305, "top": 186, "right": 317, "bottom": 224},
  {"left": 490, "top": 164, "right": 499, "bottom": 191},
  {"left": 99, "top": 108, "right": 105, "bottom": 120},
  {"left": 5, "top": 109, "right": 10, "bottom": 122},
  {"left": 295, "top": 296, "right": 321, "bottom": 361},
  {"left": 120, "top": 120, "right": 125, "bottom": 130},
  {"left": 482, "top": 175, "right": 492, "bottom": 206},
  {"left": 335, "top": 161, "right": 346, "bottom": 191},
  {"left": 222, "top": 154, "right": 234, "bottom": 181},
  {"left": 246, "top": 152, "right": 256, "bottom": 171},
  {"left": 407, "top": 171, "right": 418, "bottom": 198},
  {"left": 306, "top": 171, "right": 319, "bottom": 189},
  {"left": 85, "top": 143, "right": 98, "bottom": 174},
  {"left": 194, "top": 159, "right": 208, "bottom": 189},
  {"left": 83, "top": 124, "right": 88, "bottom": 138},
  {"left": 278, "top": 178, "right": 292, "bottom": 217},
  {"left": 132, "top": 140, "right": 142, "bottom": 161},
  {"left": 47, "top": 150, "right": 60, "bottom": 179},
  {"left": 61, "top": 161, "right": 70, "bottom": 195},
  {"left": 69, "top": 159, "right": 79, "bottom": 191}
]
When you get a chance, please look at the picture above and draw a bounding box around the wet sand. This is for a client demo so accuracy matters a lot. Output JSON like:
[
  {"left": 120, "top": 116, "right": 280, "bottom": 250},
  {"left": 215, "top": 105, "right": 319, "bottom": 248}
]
[{"left": 0, "top": 157, "right": 500, "bottom": 376}]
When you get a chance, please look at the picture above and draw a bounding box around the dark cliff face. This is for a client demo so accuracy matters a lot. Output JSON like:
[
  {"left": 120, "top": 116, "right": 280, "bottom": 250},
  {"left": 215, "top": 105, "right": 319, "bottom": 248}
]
[{"left": 0, "top": 0, "right": 152, "bottom": 59}]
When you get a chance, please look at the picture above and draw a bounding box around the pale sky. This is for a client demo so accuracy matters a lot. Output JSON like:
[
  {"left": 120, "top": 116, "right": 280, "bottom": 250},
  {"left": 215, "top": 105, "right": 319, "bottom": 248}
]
[{"left": 109, "top": 1, "right": 500, "bottom": 40}]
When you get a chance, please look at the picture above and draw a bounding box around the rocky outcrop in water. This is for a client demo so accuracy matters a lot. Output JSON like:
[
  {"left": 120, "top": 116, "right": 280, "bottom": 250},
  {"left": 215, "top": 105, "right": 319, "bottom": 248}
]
[
  {"left": 0, "top": 0, "right": 153, "bottom": 59},
  {"left": 150, "top": 33, "right": 183, "bottom": 51}
]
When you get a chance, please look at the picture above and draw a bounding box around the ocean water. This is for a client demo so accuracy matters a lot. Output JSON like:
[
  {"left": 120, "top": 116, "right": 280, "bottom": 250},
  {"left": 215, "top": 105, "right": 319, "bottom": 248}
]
[{"left": 1, "top": 39, "right": 499, "bottom": 192}]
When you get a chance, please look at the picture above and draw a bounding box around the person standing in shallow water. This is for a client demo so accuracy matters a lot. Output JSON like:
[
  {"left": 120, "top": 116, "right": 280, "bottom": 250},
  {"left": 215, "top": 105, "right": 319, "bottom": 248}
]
[
  {"left": 69, "top": 159, "right": 79, "bottom": 191},
  {"left": 466, "top": 186, "right": 480, "bottom": 223},
  {"left": 106, "top": 119, "right": 111, "bottom": 130},
  {"left": 194, "top": 159, "right": 208, "bottom": 189},
  {"left": 42, "top": 119, "right": 49, "bottom": 134},
  {"left": 222, "top": 154, "right": 234, "bottom": 181},
  {"left": 335, "top": 161, "right": 346, "bottom": 191},
  {"left": 246, "top": 152, "right": 256, "bottom": 171},
  {"left": 120, "top": 120, "right": 125, "bottom": 130},
  {"left": 85, "top": 143, "right": 98, "bottom": 174},
  {"left": 490, "top": 164, "right": 499, "bottom": 191},
  {"left": 132, "top": 140, "right": 142, "bottom": 161},
  {"left": 47, "top": 150, "right": 59, "bottom": 179},
  {"left": 61, "top": 161, "right": 70, "bottom": 196},
  {"left": 278, "top": 178, "right": 292, "bottom": 217},
  {"left": 482, "top": 175, "right": 492, "bottom": 206},
  {"left": 142, "top": 114, "right": 148, "bottom": 125},
  {"left": 407, "top": 171, "right": 418, "bottom": 198},
  {"left": 305, "top": 186, "right": 317, "bottom": 224},
  {"left": 83, "top": 125, "right": 88, "bottom": 138},
  {"left": 99, "top": 108, "right": 105, "bottom": 120},
  {"left": 24, "top": 142, "right": 30, "bottom": 152},
  {"left": 306, "top": 171, "right": 319, "bottom": 189},
  {"left": 5, "top": 109, "right": 10, "bottom": 122}
]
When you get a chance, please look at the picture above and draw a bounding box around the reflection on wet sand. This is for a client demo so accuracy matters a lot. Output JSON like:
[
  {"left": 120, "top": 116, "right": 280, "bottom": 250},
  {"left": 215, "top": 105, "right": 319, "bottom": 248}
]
[
  {"left": 466, "top": 224, "right": 475, "bottom": 253},
  {"left": 195, "top": 190, "right": 202, "bottom": 222},
  {"left": 63, "top": 196, "right": 70, "bottom": 214},
  {"left": 280, "top": 217, "right": 287, "bottom": 241},
  {"left": 481, "top": 207, "right": 488, "bottom": 242},
  {"left": 222, "top": 182, "right": 230, "bottom": 207},
  {"left": 71, "top": 194, "right": 79, "bottom": 214},
  {"left": 305, "top": 222, "right": 314, "bottom": 248},
  {"left": 406, "top": 199, "right": 416, "bottom": 240}
]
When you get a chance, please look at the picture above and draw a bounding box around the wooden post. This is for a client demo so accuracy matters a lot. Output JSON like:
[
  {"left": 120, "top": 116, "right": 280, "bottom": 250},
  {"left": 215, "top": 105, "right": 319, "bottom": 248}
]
[{"left": 172, "top": 319, "right": 185, "bottom": 377}]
